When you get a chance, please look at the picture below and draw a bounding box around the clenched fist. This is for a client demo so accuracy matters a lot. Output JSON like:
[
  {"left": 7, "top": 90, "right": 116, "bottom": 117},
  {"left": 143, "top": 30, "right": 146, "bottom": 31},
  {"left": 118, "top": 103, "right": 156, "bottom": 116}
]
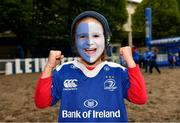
[
  {"left": 119, "top": 46, "right": 136, "bottom": 68},
  {"left": 47, "top": 50, "right": 64, "bottom": 68},
  {"left": 41, "top": 50, "right": 64, "bottom": 78}
]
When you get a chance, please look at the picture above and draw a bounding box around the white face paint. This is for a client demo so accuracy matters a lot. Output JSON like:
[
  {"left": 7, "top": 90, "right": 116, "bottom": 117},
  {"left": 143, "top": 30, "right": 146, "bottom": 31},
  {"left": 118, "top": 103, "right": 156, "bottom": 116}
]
[{"left": 75, "top": 22, "right": 105, "bottom": 63}]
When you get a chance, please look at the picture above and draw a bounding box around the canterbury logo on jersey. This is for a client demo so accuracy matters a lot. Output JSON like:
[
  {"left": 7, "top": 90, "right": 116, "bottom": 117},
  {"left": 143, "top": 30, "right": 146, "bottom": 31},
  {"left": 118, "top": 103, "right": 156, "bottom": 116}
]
[{"left": 63, "top": 79, "right": 78, "bottom": 91}]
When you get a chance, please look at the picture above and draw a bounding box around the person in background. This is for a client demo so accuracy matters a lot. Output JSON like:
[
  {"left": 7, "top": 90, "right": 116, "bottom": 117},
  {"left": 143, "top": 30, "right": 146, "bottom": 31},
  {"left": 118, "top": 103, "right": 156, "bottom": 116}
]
[
  {"left": 168, "top": 52, "right": 178, "bottom": 68},
  {"left": 168, "top": 52, "right": 174, "bottom": 68},
  {"left": 149, "top": 47, "right": 161, "bottom": 74},
  {"left": 132, "top": 46, "right": 140, "bottom": 65},
  {"left": 173, "top": 53, "right": 178, "bottom": 67},
  {"left": 143, "top": 48, "right": 151, "bottom": 73},
  {"left": 138, "top": 49, "right": 144, "bottom": 68},
  {"left": 16, "top": 44, "right": 25, "bottom": 58}
]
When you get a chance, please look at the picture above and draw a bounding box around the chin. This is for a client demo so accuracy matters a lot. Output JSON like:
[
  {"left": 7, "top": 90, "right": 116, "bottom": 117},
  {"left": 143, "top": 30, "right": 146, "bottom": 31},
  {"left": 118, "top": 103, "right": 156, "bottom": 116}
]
[
  {"left": 83, "top": 57, "right": 102, "bottom": 66},
  {"left": 86, "top": 61, "right": 97, "bottom": 65}
]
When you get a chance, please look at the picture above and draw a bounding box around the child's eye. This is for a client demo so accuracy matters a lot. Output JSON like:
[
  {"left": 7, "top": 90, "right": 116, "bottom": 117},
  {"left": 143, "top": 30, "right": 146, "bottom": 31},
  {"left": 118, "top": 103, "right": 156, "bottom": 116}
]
[
  {"left": 80, "top": 35, "right": 86, "bottom": 39},
  {"left": 93, "top": 34, "right": 100, "bottom": 38}
]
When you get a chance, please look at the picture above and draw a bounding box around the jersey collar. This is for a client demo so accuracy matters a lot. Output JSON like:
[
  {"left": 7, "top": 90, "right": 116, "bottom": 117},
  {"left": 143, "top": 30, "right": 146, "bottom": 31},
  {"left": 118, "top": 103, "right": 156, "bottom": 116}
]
[{"left": 73, "top": 59, "right": 107, "bottom": 78}]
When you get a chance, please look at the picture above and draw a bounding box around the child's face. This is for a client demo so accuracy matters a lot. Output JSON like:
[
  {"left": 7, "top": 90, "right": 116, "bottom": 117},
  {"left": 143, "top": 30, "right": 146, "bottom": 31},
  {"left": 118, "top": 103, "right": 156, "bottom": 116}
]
[{"left": 75, "top": 18, "right": 105, "bottom": 63}]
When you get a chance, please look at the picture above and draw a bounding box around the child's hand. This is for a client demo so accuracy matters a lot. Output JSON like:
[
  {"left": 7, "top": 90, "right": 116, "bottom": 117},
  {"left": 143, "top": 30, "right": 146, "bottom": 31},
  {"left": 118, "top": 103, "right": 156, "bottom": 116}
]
[
  {"left": 119, "top": 46, "right": 136, "bottom": 68},
  {"left": 47, "top": 50, "right": 64, "bottom": 69},
  {"left": 41, "top": 50, "right": 64, "bottom": 78}
]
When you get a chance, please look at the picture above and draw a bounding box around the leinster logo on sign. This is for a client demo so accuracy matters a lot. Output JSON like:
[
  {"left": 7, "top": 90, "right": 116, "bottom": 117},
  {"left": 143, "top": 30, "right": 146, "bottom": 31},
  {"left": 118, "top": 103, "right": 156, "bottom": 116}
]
[
  {"left": 84, "top": 99, "right": 98, "bottom": 108},
  {"left": 104, "top": 79, "right": 117, "bottom": 91}
]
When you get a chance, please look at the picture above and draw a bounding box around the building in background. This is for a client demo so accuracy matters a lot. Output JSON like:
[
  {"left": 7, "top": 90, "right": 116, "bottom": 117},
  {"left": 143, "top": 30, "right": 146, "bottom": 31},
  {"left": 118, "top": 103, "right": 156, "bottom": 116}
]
[
  {"left": 111, "top": 0, "right": 142, "bottom": 63},
  {"left": 123, "top": 0, "right": 142, "bottom": 46}
]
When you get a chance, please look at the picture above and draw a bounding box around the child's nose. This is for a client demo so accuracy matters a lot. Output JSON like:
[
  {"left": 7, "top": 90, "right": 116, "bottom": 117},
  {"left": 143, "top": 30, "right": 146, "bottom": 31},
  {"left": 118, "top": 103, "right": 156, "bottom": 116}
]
[{"left": 86, "top": 39, "right": 94, "bottom": 46}]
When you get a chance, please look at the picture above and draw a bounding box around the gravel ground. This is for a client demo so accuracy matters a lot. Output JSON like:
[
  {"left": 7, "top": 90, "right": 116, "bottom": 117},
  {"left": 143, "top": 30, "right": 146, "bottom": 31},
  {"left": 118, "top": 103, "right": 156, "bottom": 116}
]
[{"left": 0, "top": 67, "right": 180, "bottom": 122}]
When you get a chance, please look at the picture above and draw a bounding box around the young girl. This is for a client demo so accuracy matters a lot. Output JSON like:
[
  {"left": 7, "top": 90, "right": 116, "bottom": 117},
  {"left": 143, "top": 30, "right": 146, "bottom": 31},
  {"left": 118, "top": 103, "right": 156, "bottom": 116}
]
[{"left": 35, "top": 11, "right": 148, "bottom": 122}]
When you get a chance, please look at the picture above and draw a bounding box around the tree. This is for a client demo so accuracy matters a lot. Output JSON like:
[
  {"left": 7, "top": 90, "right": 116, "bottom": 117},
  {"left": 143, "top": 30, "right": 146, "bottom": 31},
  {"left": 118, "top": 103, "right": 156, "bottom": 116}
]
[
  {"left": 0, "top": 0, "right": 128, "bottom": 57},
  {"left": 177, "top": 0, "right": 180, "bottom": 11},
  {"left": 0, "top": 0, "right": 34, "bottom": 56},
  {"left": 132, "top": 0, "right": 180, "bottom": 45},
  {"left": 38, "top": 0, "right": 128, "bottom": 43}
]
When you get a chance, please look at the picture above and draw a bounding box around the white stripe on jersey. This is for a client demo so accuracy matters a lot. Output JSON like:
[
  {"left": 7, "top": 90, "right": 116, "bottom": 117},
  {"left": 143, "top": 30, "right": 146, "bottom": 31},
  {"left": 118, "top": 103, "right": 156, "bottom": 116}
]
[
  {"left": 73, "top": 60, "right": 106, "bottom": 78},
  {"left": 55, "top": 61, "right": 75, "bottom": 71},
  {"left": 106, "top": 62, "right": 126, "bottom": 71}
]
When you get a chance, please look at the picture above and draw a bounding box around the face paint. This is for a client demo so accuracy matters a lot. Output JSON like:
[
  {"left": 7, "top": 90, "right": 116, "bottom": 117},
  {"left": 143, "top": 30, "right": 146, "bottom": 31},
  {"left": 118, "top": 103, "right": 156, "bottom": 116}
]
[{"left": 75, "top": 22, "right": 105, "bottom": 63}]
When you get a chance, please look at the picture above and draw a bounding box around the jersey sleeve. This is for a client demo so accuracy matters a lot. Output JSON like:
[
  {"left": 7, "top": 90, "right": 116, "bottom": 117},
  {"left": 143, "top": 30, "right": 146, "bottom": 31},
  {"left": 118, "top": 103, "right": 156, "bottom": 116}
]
[
  {"left": 120, "top": 68, "right": 130, "bottom": 99},
  {"left": 34, "top": 75, "right": 52, "bottom": 109},
  {"left": 51, "top": 69, "right": 63, "bottom": 106},
  {"left": 127, "top": 65, "right": 148, "bottom": 104}
]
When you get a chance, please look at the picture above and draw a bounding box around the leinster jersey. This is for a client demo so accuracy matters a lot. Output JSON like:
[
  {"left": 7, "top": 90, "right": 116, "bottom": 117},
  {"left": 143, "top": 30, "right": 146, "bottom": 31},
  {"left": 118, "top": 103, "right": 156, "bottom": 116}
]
[{"left": 51, "top": 60, "right": 130, "bottom": 122}]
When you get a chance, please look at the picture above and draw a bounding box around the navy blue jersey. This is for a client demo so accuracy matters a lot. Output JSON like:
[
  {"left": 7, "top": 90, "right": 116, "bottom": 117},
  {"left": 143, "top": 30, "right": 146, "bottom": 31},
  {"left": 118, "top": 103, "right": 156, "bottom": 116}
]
[{"left": 51, "top": 60, "right": 130, "bottom": 122}]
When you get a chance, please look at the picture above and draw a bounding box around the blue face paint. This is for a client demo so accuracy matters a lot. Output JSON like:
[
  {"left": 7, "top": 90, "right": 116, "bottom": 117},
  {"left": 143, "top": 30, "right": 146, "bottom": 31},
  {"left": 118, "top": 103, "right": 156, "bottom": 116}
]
[{"left": 75, "top": 22, "right": 105, "bottom": 63}]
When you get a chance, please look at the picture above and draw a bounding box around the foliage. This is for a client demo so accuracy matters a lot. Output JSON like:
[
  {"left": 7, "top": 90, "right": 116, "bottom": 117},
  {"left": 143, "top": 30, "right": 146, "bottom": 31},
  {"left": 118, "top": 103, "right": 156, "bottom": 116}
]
[
  {"left": 0, "top": 0, "right": 128, "bottom": 57},
  {"left": 132, "top": 0, "right": 180, "bottom": 42},
  {"left": 177, "top": 0, "right": 180, "bottom": 11}
]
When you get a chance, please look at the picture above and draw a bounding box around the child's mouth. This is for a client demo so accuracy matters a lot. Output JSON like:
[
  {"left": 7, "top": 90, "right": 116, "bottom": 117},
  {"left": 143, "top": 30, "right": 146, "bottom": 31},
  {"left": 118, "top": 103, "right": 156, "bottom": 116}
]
[{"left": 84, "top": 48, "right": 97, "bottom": 55}]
